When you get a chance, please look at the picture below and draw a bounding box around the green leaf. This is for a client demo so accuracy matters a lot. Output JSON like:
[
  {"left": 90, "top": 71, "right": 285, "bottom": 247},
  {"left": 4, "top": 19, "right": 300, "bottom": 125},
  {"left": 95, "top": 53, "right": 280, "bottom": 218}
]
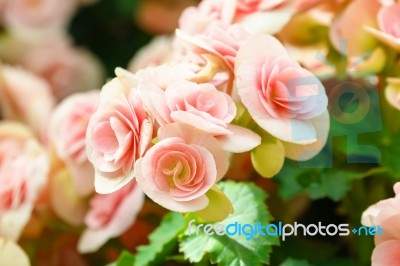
[
  {"left": 180, "top": 181, "right": 279, "bottom": 266},
  {"left": 381, "top": 133, "right": 400, "bottom": 177},
  {"left": 135, "top": 212, "right": 185, "bottom": 266},
  {"left": 276, "top": 162, "right": 355, "bottom": 202},
  {"left": 107, "top": 250, "right": 135, "bottom": 266},
  {"left": 279, "top": 258, "right": 312, "bottom": 266}
]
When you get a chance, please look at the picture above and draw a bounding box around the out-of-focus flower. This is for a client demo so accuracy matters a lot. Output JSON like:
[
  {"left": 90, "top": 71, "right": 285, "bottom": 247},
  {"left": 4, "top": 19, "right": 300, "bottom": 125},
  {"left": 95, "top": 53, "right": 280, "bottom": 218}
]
[
  {"left": 385, "top": 78, "right": 400, "bottom": 110},
  {"left": 364, "top": 2, "right": 400, "bottom": 51},
  {"left": 2, "top": 0, "right": 78, "bottom": 39},
  {"left": 0, "top": 64, "right": 55, "bottom": 141},
  {"left": 329, "top": 0, "right": 380, "bottom": 56},
  {"left": 235, "top": 34, "right": 329, "bottom": 160},
  {"left": 0, "top": 238, "right": 30, "bottom": 266},
  {"left": 49, "top": 91, "right": 99, "bottom": 196},
  {"left": 135, "top": 0, "right": 199, "bottom": 34},
  {"left": 86, "top": 71, "right": 153, "bottom": 194},
  {"left": 176, "top": 23, "right": 250, "bottom": 70},
  {"left": 134, "top": 123, "right": 229, "bottom": 212},
  {"left": 285, "top": 44, "right": 335, "bottom": 76},
  {"left": 179, "top": 0, "right": 292, "bottom": 35},
  {"left": 49, "top": 168, "right": 88, "bottom": 227},
  {"left": 78, "top": 180, "right": 144, "bottom": 253},
  {"left": 0, "top": 122, "right": 49, "bottom": 241},
  {"left": 362, "top": 183, "right": 400, "bottom": 265},
  {"left": 20, "top": 37, "right": 104, "bottom": 100},
  {"left": 128, "top": 36, "right": 173, "bottom": 73}
]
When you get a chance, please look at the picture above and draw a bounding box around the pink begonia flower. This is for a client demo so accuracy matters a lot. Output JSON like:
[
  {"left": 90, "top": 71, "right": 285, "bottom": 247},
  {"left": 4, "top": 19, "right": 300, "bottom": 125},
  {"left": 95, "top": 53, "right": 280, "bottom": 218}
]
[
  {"left": 364, "top": 2, "right": 400, "bottom": 51},
  {"left": 361, "top": 183, "right": 400, "bottom": 266},
  {"left": 137, "top": 70, "right": 261, "bottom": 152},
  {"left": 49, "top": 91, "right": 100, "bottom": 196},
  {"left": 329, "top": 0, "right": 380, "bottom": 56},
  {"left": 179, "top": 0, "right": 292, "bottom": 36},
  {"left": 128, "top": 36, "right": 173, "bottom": 73},
  {"left": 0, "top": 64, "right": 55, "bottom": 141},
  {"left": 0, "top": 122, "right": 49, "bottom": 241},
  {"left": 78, "top": 179, "right": 144, "bottom": 253},
  {"left": 86, "top": 70, "right": 153, "bottom": 194},
  {"left": 3, "top": 0, "right": 78, "bottom": 39},
  {"left": 135, "top": 64, "right": 197, "bottom": 92},
  {"left": 20, "top": 37, "right": 104, "bottom": 100},
  {"left": 134, "top": 123, "right": 229, "bottom": 212},
  {"left": 176, "top": 23, "right": 251, "bottom": 70},
  {"left": 235, "top": 34, "right": 329, "bottom": 160}
]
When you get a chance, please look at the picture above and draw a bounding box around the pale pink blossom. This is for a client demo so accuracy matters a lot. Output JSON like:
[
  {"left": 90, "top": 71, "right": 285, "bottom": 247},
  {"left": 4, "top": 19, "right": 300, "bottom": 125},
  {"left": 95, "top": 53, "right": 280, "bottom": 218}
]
[
  {"left": 49, "top": 91, "right": 100, "bottom": 196},
  {"left": 86, "top": 71, "right": 153, "bottom": 194},
  {"left": 128, "top": 36, "right": 173, "bottom": 73},
  {"left": 364, "top": 2, "right": 400, "bottom": 51},
  {"left": 176, "top": 23, "right": 250, "bottom": 70},
  {"left": 135, "top": 63, "right": 197, "bottom": 92},
  {"left": 361, "top": 183, "right": 400, "bottom": 266},
  {"left": 330, "top": 0, "right": 380, "bottom": 56},
  {"left": 78, "top": 180, "right": 144, "bottom": 253},
  {"left": 20, "top": 37, "right": 104, "bottom": 100},
  {"left": 179, "top": 0, "right": 292, "bottom": 35},
  {"left": 137, "top": 73, "right": 261, "bottom": 152},
  {"left": 0, "top": 122, "right": 49, "bottom": 241},
  {"left": 0, "top": 64, "right": 55, "bottom": 141},
  {"left": 3, "top": 0, "right": 78, "bottom": 37},
  {"left": 235, "top": 34, "right": 329, "bottom": 160},
  {"left": 134, "top": 123, "right": 229, "bottom": 212}
]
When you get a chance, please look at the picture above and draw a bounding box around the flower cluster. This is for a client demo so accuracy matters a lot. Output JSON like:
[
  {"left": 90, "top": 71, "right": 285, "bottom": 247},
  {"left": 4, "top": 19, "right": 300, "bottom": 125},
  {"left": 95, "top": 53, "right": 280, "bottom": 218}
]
[
  {"left": 86, "top": 0, "right": 329, "bottom": 244},
  {"left": 4, "top": 0, "right": 400, "bottom": 264}
]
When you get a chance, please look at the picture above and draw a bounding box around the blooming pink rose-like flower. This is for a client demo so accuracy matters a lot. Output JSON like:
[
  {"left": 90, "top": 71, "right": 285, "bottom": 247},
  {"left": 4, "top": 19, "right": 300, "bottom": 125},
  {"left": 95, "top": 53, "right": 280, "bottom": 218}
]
[
  {"left": 361, "top": 183, "right": 400, "bottom": 266},
  {"left": 78, "top": 179, "right": 144, "bottom": 253},
  {"left": 235, "top": 34, "right": 329, "bottom": 160},
  {"left": 134, "top": 123, "right": 229, "bottom": 212},
  {"left": 138, "top": 76, "right": 261, "bottom": 152},
  {"left": 3, "top": 0, "right": 78, "bottom": 37},
  {"left": 20, "top": 37, "right": 104, "bottom": 100},
  {"left": 364, "top": 2, "right": 400, "bottom": 51},
  {"left": 86, "top": 71, "right": 153, "bottom": 194},
  {"left": 0, "top": 122, "right": 49, "bottom": 241},
  {"left": 0, "top": 64, "right": 55, "bottom": 141},
  {"left": 176, "top": 23, "right": 250, "bottom": 70},
  {"left": 49, "top": 91, "right": 100, "bottom": 196}
]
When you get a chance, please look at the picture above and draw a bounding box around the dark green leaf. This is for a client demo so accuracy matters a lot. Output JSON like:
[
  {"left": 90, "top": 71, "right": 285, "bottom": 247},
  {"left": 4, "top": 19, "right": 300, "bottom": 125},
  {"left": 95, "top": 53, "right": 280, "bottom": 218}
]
[{"left": 135, "top": 212, "right": 185, "bottom": 266}]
